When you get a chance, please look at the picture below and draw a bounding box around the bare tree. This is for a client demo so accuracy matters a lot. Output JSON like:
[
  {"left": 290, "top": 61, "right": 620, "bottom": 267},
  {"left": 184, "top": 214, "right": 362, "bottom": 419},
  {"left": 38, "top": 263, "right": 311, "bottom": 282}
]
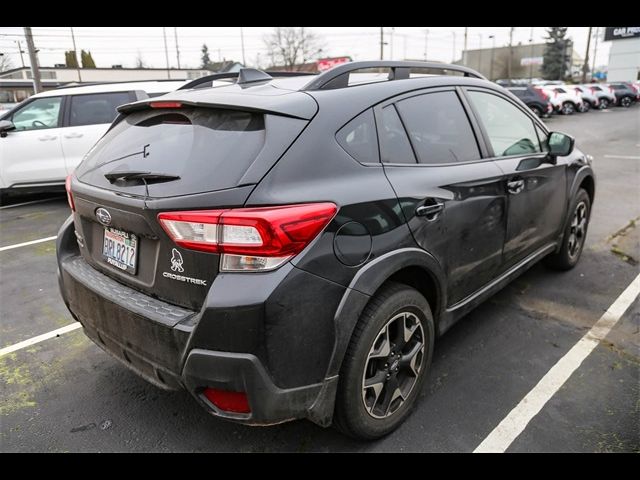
[
  {"left": 0, "top": 53, "right": 14, "bottom": 72},
  {"left": 263, "top": 27, "right": 324, "bottom": 70},
  {"left": 135, "top": 51, "right": 147, "bottom": 69}
]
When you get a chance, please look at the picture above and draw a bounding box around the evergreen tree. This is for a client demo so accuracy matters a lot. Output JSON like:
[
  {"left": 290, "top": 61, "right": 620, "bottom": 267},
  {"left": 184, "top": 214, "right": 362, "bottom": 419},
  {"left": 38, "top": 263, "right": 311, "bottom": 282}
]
[
  {"left": 541, "top": 27, "right": 571, "bottom": 80},
  {"left": 201, "top": 44, "right": 211, "bottom": 69},
  {"left": 65, "top": 51, "right": 78, "bottom": 68},
  {"left": 81, "top": 50, "right": 96, "bottom": 68}
]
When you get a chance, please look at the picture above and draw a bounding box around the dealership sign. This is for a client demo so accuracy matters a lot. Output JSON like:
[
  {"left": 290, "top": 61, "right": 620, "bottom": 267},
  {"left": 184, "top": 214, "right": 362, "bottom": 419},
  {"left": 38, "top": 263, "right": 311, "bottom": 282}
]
[
  {"left": 604, "top": 27, "right": 640, "bottom": 41},
  {"left": 520, "top": 57, "right": 543, "bottom": 66},
  {"left": 317, "top": 57, "right": 352, "bottom": 72}
]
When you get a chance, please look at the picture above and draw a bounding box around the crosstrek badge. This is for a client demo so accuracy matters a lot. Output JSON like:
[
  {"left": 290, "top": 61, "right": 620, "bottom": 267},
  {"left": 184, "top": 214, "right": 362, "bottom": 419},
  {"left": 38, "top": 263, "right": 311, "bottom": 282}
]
[{"left": 162, "top": 248, "right": 207, "bottom": 286}]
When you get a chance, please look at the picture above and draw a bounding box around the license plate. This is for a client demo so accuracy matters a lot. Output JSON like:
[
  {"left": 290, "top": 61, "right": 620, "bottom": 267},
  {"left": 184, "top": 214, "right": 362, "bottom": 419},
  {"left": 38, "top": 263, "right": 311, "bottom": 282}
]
[{"left": 102, "top": 227, "right": 138, "bottom": 274}]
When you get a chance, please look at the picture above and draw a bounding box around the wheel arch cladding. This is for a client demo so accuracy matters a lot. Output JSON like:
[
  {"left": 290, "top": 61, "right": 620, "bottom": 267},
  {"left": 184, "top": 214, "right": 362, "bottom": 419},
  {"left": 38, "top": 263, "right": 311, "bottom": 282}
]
[
  {"left": 579, "top": 174, "right": 595, "bottom": 206},
  {"left": 326, "top": 248, "right": 446, "bottom": 379}
]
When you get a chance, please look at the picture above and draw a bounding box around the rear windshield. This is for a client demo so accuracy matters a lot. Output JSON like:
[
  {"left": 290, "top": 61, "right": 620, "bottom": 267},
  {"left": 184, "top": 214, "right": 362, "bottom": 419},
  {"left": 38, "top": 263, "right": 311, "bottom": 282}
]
[{"left": 75, "top": 107, "right": 266, "bottom": 196}]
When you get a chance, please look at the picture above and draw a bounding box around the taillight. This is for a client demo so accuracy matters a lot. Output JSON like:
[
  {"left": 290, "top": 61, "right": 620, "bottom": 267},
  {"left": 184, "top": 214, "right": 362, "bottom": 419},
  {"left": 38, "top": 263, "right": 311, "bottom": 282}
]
[
  {"left": 149, "top": 101, "right": 182, "bottom": 109},
  {"left": 158, "top": 203, "right": 338, "bottom": 272},
  {"left": 65, "top": 174, "right": 75, "bottom": 212},
  {"left": 203, "top": 388, "right": 251, "bottom": 414}
]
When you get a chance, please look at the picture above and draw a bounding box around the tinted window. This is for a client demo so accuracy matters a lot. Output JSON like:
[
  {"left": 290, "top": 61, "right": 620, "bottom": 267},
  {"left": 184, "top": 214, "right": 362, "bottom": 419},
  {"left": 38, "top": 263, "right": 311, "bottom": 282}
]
[
  {"left": 69, "top": 92, "right": 131, "bottom": 126},
  {"left": 396, "top": 91, "right": 480, "bottom": 164},
  {"left": 554, "top": 88, "right": 567, "bottom": 93},
  {"left": 11, "top": 96, "right": 62, "bottom": 130},
  {"left": 378, "top": 105, "right": 416, "bottom": 164},
  {"left": 468, "top": 91, "right": 542, "bottom": 157},
  {"left": 336, "top": 109, "right": 379, "bottom": 163},
  {"left": 591, "top": 86, "right": 602, "bottom": 91}
]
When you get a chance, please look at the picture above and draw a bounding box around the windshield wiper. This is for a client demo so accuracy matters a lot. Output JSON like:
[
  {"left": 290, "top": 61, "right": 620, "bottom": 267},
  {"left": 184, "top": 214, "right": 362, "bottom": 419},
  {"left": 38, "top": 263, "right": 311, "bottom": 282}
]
[{"left": 104, "top": 170, "right": 180, "bottom": 184}]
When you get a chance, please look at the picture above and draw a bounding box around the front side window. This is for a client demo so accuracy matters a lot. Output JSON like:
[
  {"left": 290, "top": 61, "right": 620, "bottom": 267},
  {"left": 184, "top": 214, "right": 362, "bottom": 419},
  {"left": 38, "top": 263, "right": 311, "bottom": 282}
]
[
  {"left": 69, "top": 92, "right": 131, "bottom": 127},
  {"left": 395, "top": 91, "right": 480, "bottom": 164},
  {"left": 468, "top": 91, "right": 542, "bottom": 157},
  {"left": 11, "top": 96, "right": 62, "bottom": 131}
]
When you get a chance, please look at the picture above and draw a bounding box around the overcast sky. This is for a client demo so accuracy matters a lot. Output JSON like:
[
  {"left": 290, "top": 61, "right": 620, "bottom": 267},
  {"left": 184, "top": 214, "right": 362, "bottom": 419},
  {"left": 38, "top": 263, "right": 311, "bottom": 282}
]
[{"left": 0, "top": 27, "right": 611, "bottom": 71}]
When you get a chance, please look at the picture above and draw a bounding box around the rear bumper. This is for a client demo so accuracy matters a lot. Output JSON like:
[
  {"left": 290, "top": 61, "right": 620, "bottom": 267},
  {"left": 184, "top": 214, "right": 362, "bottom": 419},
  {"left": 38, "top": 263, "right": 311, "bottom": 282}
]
[{"left": 56, "top": 215, "right": 345, "bottom": 426}]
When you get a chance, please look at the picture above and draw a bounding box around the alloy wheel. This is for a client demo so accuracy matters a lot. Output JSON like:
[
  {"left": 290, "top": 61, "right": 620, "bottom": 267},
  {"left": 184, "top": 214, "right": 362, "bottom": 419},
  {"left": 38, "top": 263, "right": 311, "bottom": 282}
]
[
  {"left": 567, "top": 201, "right": 588, "bottom": 260},
  {"left": 599, "top": 98, "right": 609, "bottom": 109},
  {"left": 361, "top": 311, "right": 425, "bottom": 419},
  {"left": 562, "top": 102, "right": 575, "bottom": 115},
  {"left": 621, "top": 97, "right": 632, "bottom": 108}
]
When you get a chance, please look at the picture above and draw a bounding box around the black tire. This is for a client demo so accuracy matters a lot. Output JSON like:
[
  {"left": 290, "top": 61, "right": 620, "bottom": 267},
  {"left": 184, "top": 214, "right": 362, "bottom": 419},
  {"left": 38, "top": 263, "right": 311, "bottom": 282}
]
[
  {"left": 544, "top": 188, "right": 591, "bottom": 270},
  {"left": 620, "top": 96, "right": 632, "bottom": 108},
  {"left": 333, "top": 282, "right": 435, "bottom": 440},
  {"left": 599, "top": 98, "right": 609, "bottom": 109},
  {"left": 530, "top": 105, "right": 543, "bottom": 117},
  {"left": 561, "top": 101, "right": 575, "bottom": 115}
]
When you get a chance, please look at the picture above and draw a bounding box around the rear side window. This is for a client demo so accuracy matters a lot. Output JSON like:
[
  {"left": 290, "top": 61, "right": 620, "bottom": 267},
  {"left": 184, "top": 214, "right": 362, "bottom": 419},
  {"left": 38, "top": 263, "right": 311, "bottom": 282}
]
[
  {"left": 69, "top": 92, "right": 132, "bottom": 126},
  {"left": 378, "top": 105, "right": 416, "bottom": 164},
  {"left": 336, "top": 109, "right": 379, "bottom": 163},
  {"left": 395, "top": 91, "right": 480, "bottom": 164},
  {"left": 468, "top": 90, "right": 542, "bottom": 157}
]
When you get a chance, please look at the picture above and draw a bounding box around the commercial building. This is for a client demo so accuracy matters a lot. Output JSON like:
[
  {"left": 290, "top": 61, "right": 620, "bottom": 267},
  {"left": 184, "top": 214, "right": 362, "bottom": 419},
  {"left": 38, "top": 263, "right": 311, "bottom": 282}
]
[{"left": 604, "top": 27, "right": 640, "bottom": 81}]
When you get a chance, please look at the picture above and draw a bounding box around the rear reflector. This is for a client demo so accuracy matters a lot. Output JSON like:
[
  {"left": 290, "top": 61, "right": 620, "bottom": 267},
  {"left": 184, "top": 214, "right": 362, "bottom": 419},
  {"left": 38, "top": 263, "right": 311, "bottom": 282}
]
[
  {"left": 203, "top": 388, "right": 251, "bottom": 414},
  {"left": 158, "top": 203, "right": 337, "bottom": 271},
  {"left": 65, "top": 174, "right": 75, "bottom": 212},
  {"left": 149, "top": 101, "right": 182, "bottom": 109}
]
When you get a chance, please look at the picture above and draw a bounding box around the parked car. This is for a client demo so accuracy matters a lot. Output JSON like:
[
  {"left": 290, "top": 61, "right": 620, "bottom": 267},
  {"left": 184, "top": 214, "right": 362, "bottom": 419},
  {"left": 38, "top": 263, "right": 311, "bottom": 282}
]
[
  {"left": 607, "top": 82, "right": 638, "bottom": 107},
  {"left": 58, "top": 62, "right": 595, "bottom": 440},
  {"left": 581, "top": 84, "right": 615, "bottom": 109},
  {"left": 0, "top": 80, "right": 187, "bottom": 201},
  {"left": 541, "top": 86, "right": 584, "bottom": 114},
  {"left": 505, "top": 86, "right": 553, "bottom": 117},
  {"left": 563, "top": 85, "right": 599, "bottom": 111}
]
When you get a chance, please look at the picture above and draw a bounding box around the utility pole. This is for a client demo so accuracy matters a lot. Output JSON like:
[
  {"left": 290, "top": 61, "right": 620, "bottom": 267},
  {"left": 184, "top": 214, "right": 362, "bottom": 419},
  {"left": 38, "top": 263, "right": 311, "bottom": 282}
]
[
  {"left": 529, "top": 27, "right": 535, "bottom": 82},
  {"left": 489, "top": 35, "right": 496, "bottom": 81},
  {"left": 380, "top": 27, "right": 384, "bottom": 60},
  {"left": 463, "top": 27, "right": 468, "bottom": 65},
  {"left": 390, "top": 27, "right": 395, "bottom": 60},
  {"left": 23, "top": 27, "right": 42, "bottom": 94},
  {"left": 591, "top": 27, "right": 600, "bottom": 81},
  {"left": 403, "top": 34, "right": 407, "bottom": 61},
  {"left": 174, "top": 27, "right": 181, "bottom": 69},
  {"left": 162, "top": 27, "right": 170, "bottom": 78},
  {"left": 507, "top": 27, "right": 514, "bottom": 86},
  {"left": 15, "top": 40, "right": 25, "bottom": 68},
  {"left": 424, "top": 29, "right": 429, "bottom": 61},
  {"left": 70, "top": 27, "right": 82, "bottom": 82},
  {"left": 240, "top": 27, "right": 246, "bottom": 66},
  {"left": 478, "top": 34, "right": 483, "bottom": 74},
  {"left": 581, "top": 26, "right": 593, "bottom": 83},
  {"left": 452, "top": 31, "right": 456, "bottom": 63}
]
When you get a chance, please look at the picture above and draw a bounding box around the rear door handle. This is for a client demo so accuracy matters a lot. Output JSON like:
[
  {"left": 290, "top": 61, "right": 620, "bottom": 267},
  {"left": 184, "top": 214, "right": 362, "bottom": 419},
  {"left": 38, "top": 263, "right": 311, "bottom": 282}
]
[
  {"left": 507, "top": 179, "right": 525, "bottom": 195},
  {"left": 416, "top": 202, "right": 444, "bottom": 220},
  {"left": 38, "top": 135, "right": 57, "bottom": 141},
  {"left": 63, "top": 132, "right": 84, "bottom": 139}
]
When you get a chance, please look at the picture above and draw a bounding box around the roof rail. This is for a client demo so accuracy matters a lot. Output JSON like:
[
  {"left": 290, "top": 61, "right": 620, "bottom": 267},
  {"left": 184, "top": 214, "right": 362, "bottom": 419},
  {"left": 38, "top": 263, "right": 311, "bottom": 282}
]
[
  {"left": 178, "top": 69, "right": 318, "bottom": 90},
  {"left": 301, "top": 61, "right": 485, "bottom": 91}
]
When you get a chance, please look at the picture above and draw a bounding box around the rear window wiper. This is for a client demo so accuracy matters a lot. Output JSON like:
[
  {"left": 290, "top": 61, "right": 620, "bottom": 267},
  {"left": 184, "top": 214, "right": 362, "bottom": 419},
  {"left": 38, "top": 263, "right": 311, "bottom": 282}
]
[{"left": 104, "top": 170, "right": 180, "bottom": 184}]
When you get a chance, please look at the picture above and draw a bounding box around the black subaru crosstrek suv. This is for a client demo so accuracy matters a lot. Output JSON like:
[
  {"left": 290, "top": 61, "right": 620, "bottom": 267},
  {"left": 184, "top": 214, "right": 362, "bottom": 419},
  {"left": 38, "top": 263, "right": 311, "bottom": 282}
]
[{"left": 58, "top": 61, "right": 595, "bottom": 439}]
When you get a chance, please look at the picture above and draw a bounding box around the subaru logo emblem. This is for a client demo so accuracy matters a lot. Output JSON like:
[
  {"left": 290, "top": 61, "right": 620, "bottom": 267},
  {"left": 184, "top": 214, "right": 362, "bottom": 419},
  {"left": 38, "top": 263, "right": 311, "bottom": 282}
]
[{"left": 95, "top": 208, "right": 112, "bottom": 226}]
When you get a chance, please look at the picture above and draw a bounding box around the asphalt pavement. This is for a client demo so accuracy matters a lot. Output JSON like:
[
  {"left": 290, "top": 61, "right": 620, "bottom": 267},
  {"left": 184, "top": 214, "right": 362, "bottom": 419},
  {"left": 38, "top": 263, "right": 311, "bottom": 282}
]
[{"left": 0, "top": 106, "right": 638, "bottom": 452}]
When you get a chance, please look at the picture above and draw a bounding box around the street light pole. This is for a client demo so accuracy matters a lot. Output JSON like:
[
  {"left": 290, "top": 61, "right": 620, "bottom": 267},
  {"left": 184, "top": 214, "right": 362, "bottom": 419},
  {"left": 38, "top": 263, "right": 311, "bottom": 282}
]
[
  {"left": 507, "top": 27, "right": 514, "bottom": 86},
  {"left": 424, "top": 29, "right": 429, "bottom": 61},
  {"left": 15, "top": 40, "right": 25, "bottom": 68},
  {"left": 489, "top": 35, "right": 495, "bottom": 81},
  {"left": 380, "top": 27, "right": 384, "bottom": 60},
  {"left": 452, "top": 31, "right": 456, "bottom": 63},
  {"left": 581, "top": 26, "right": 593, "bottom": 83},
  {"left": 162, "top": 27, "right": 170, "bottom": 79},
  {"left": 174, "top": 27, "right": 181, "bottom": 69},
  {"left": 463, "top": 27, "right": 468, "bottom": 65},
  {"left": 240, "top": 27, "right": 246, "bottom": 66},
  {"left": 478, "top": 34, "right": 483, "bottom": 74},
  {"left": 591, "top": 27, "right": 600, "bottom": 81},
  {"left": 529, "top": 27, "right": 535, "bottom": 83}
]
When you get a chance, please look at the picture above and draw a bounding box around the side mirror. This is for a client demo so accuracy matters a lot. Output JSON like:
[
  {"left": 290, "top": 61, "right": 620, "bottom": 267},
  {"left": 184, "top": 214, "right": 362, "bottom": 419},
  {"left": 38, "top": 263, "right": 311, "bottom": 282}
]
[
  {"left": 548, "top": 131, "right": 575, "bottom": 157},
  {"left": 0, "top": 120, "right": 15, "bottom": 138}
]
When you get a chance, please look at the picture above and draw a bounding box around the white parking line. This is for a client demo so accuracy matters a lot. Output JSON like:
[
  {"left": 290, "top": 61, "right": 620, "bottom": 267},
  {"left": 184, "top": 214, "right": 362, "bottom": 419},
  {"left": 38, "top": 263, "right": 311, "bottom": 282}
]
[
  {"left": 0, "top": 236, "right": 57, "bottom": 252},
  {"left": 0, "top": 323, "right": 82, "bottom": 357},
  {"left": 0, "top": 197, "right": 64, "bottom": 210},
  {"left": 474, "top": 273, "right": 640, "bottom": 453},
  {"left": 604, "top": 154, "right": 640, "bottom": 160}
]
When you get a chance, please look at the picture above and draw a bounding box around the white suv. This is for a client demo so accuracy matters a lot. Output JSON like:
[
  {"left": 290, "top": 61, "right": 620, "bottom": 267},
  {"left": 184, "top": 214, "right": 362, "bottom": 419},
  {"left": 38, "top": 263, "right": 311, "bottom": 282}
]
[
  {"left": 0, "top": 80, "right": 187, "bottom": 199},
  {"left": 541, "top": 85, "right": 584, "bottom": 114}
]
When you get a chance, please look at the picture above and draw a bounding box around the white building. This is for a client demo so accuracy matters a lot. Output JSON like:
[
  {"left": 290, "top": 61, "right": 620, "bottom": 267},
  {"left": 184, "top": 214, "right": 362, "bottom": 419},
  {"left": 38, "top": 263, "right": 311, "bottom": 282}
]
[{"left": 604, "top": 27, "right": 640, "bottom": 82}]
